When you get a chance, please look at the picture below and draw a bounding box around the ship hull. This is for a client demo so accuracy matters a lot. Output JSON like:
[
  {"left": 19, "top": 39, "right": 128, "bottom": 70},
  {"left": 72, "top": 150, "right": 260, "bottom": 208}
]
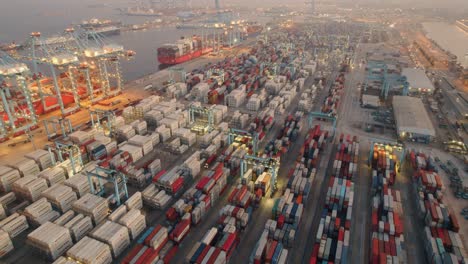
[
  {"left": 89, "top": 28, "right": 121, "bottom": 38},
  {"left": 158, "top": 48, "right": 212, "bottom": 65}
]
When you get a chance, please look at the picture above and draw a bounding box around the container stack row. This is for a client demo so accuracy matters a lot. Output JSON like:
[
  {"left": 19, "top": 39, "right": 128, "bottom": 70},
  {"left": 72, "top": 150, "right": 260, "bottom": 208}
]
[
  {"left": 409, "top": 151, "right": 467, "bottom": 263},
  {"left": 370, "top": 144, "right": 407, "bottom": 264},
  {"left": 321, "top": 73, "right": 345, "bottom": 117},
  {"left": 309, "top": 134, "right": 359, "bottom": 263}
]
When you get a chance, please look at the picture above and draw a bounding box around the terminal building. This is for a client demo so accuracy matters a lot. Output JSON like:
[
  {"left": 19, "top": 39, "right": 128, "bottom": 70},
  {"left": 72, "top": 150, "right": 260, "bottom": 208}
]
[
  {"left": 392, "top": 96, "right": 436, "bottom": 143},
  {"left": 401, "top": 68, "right": 435, "bottom": 95}
]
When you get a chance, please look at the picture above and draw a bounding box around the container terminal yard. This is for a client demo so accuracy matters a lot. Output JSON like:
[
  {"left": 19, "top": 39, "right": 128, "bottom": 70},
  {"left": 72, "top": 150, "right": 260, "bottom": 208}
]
[{"left": 0, "top": 1, "right": 468, "bottom": 264}]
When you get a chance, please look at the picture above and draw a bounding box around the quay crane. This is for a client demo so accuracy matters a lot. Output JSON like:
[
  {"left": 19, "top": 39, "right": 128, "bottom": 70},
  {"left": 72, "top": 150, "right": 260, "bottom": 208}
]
[
  {"left": 24, "top": 31, "right": 81, "bottom": 116},
  {"left": 0, "top": 51, "right": 38, "bottom": 140},
  {"left": 69, "top": 29, "right": 135, "bottom": 102}
]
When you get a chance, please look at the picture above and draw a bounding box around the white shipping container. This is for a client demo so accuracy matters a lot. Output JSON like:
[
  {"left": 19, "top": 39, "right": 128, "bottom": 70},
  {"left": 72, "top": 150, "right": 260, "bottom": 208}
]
[
  {"left": 27, "top": 221, "right": 73, "bottom": 260},
  {"left": 0, "top": 166, "right": 21, "bottom": 192},
  {"left": 0, "top": 229, "right": 14, "bottom": 257},
  {"left": 66, "top": 236, "right": 112, "bottom": 264},
  {"left": 89, "top": 220, "right": 130, "bottom": 258}
]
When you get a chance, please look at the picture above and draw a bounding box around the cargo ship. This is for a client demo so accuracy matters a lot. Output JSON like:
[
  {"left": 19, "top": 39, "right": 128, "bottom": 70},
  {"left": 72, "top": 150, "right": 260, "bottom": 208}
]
[
  {"left": 157, "top": 36, "right": 212, "bottom": 65},
  {"left": 0, "top": 42, "right": 22, "bottom": 51},
  {"left": 455, "top": 19, "right": 468, "bottom": 34},
  {"left": 88, "top": 26, "right": 121, "bottom": 37},
  {"left": 80, "top": 18, "right": 121, "bottom": 29},
  {"left": 119, "top": 7, "right": 162, "bottom": 17}
]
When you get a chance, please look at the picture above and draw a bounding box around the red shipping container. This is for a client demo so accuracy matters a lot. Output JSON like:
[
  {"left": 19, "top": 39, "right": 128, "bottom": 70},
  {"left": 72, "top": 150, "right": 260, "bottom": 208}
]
[
  {"left": 207, "top": 248, "right": 221, "bottom": 264},
  {"left": 145, "top": 225, "right": 162, "bottom": 246},
  {"left": 153, "top": 170, "right": 167, "bottom": 183},
  {"left": 166, "top": 207, "right": 178, "bottom": 221},
  {"left": 266, "top": 240, "right": 278, "bottom": 263},
  {"left": 135, "top": 248, "right": 153, "bottom": 264},
  {"left": 196, "top": 245, "right": 212, "bottom": 264},
  {"left": 171, "top": 177, "right": 184, "bottom": 193},
  {"left": 143, "top": 248, "right": 159, "bottom": 263},
  {"left": 371, "top": 238, "right": 379, "bottom": 264},
  {"left": 122, "top": 244, "right": 144, "bottom": 264},
  {"left": 277, "top": 215, "right": 285, "bottom": 229},
  {"left": 221, "top": 233, "right": 237, "bottom": 258},
  {"left": 228, "top": 188, "right": 239, "bottom": 203},
  {"left": 197, "top": 177, "right": 210, "bottom": 190},
  {"left": 449, "top": 213, "right": 460, "bottom": 232},
  {"left": 163, "top": 245, "right": 178, "bottom": 264}
]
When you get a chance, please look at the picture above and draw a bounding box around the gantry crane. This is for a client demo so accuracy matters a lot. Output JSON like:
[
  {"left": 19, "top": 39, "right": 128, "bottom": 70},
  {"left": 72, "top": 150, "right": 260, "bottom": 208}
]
[
  {"left": 307, "top": 111, "right": 336, "bottom": 138},
  {"left": 26, "top": 31, "right": 81, "bottom": 116},
  {"left": 189, "top": 104, "right": 214, "bottom": 134},
  {"left": 0, "top": 51, "right": 38, "bottom": 139},
  {"left": 240, "top": 155, "right": 280, "bottom": 195},
  {"left": 89, "top": 108, "right": 116, "bottom": 137},
  {"left": 72, "top": 29, "right": 135, "bottom": 101},
  {"left": 47, "top": 140, "right": 84, "bottom": 176},
  {"left": 43, "top": 116, "right": 73, "bottom": 140},
  {"left": 86, "top": 166, "right": 129, "bottom": 206},
  {"left": 228, "top": 128, "right": 259, "bottom": 154}
]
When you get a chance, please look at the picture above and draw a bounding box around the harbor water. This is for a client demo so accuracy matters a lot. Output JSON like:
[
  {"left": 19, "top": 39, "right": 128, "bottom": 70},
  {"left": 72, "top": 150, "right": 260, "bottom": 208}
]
[
  {"left": 422, "top": 22, "right": 468, "bottom": 68},
  {"left": 0, "top": 0, "right": 216, "bottom": 81}
]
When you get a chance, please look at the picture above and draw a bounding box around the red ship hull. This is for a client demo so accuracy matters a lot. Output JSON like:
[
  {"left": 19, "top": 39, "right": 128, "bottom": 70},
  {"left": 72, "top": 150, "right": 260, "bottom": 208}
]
[{"left": 157, "top": 48, "right": 212, "bottom": 65}]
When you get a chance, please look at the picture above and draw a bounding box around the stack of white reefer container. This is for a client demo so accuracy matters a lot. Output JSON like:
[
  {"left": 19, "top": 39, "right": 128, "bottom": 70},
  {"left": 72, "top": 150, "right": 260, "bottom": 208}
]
[
  {"left": 38, "top": 167, "right": 67, "bottom": 186},
  {"left": 112, "top": 116, "right": 125, "bottom": 129},
  {"left": 174, "top": 128, "right": 196, "bottom": 147},
  {"left": 155, "top": 125, "right": 171, "bottom": 142},
  {"left": 9, "top": 157, "right": 40, "bottom": 177},
  {"left": 69, "top": 131, "right": 92, "bottom": 145},
  {"left": 66, "top": 236, "right": 113, "bottom": 264},
  {"left": 117, "top": 209, "right": 146, "bottom": 240},
  {"left": 144, "top": 110, "right": 163, "bottom": 127},
  {"left": 123, "top": 106, "right": 142, "bottom": 123},
  {"left": 135, "top": 102, "right": 151, "bottom": 115},
  {"left": 183, "top": 152, "right": 201, "bottom": 178},
  {"left": 148, "top": 159, "right": 162, "bottom": 177},
  {"left": 63, "top": 174, "right": 91, "bottom": 198},
  {"left": 118, "top": 143, "right": 143, "bottom": 163},
  {"left": 192, "top": 82, "right": 210, "bottom": 102},
  {"left": 89, "top": 220, "right": 130, "bottom": 258},
  {"left": 0, "top": 165, "right": 21, "bottom": 192},
  {"left": 72, "top": 193, "right": 109, "bottom": 225},
  {"left": 124, "top": 166, "right": 146, "bottom": 187},
  {"left": 265, "top": 80, "right": 283, "bottom": 95},
  {"left": 23, "top": 198, "right": 60, "bottom": 226},
  {"left": 211, "top": 105, "right": 228, "bottom": 124},
  {"left": 41, "top": 184, "right": 78, "bottom": 213},
  {"left": 128, "top": 135, "right": 153, "bottom": 156},
  {"left": 27, "top": 221, "right": 73, "bottom": 260},
  {"left": 226, "top": 89, "right": 246, "bottom": 107},
  {"left": 246, "top": 96, "right": 261, "bottom": 111},
  {"left": 63, "top": 214, "right": 94, "bottom": 242},
  {"left": 108, "top": 205, "right": 127, "bottom": 222},
  {"left": 12, "top": 175, "right": 48, "bottom": 202},
  {"left": 142, "top": 185, "right": 171, "bottom": 209},
  {"left": 53, "top": 210, "right": 75, "bottom": 226},
  {"left": 159, "top": 118, "right": 179, "bottom": 133},
  {"left": 167, "top": 82, "right": 188, "bottom": 98},
  {"left": 131, "top": 120, "right": 147, "bottom": 135},
  {"left": 0, "top": 213, "right": 29, "bottom": 238},
  {"left": 230, "top": 111, "right": 249, "bottom": 129},
  {"left": 25, "top": 149, "right": 53, "bottom": 171},
  {"left": 167, "top": 111, "right": 188, "bottom": 128},
  {"left": 0, "top": 230, "right": 13, "bottom": 257},
  {"left": 116, "top": 125, "right": 136, "bottom": 140},
  {"left": 125, "top": 192, "right": 143, "bottom": 211}
]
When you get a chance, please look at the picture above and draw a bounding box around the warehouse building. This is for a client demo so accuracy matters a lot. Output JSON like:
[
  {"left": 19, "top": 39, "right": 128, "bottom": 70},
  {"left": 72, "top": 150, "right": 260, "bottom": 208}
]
[
  {"left": 392, "top": 96, "right": 436, "bottom": 143},
  {"left": 402, "top": 68, "right": 435, "bottom": 94}
]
